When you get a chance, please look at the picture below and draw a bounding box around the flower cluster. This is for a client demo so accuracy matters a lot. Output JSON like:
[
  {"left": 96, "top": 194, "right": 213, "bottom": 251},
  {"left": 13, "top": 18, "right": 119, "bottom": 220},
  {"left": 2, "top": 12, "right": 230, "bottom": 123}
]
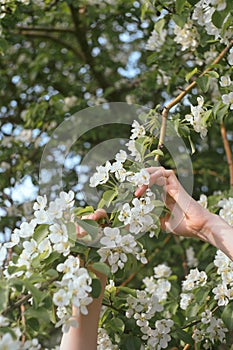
[
  {"left": 185, "top": 96, "right": 209, "bottom": 138},
  {"left": 97, "top": 227, "right": 147, "bottom": 273},
  {"left": 143, "top": 264, "right": 172, "bottom": 302},
  {"left": 125, "top": 264, "right": 174, "bottom": 349},
  {"left": 180, "top": 268, "right": 207, "bottom": 310},
  {"left": 193, "top": 309, "right": 228, "bottom": 349},
  {"left": 173, "top": 21, "right": 199, "bottom": 51},
  {"left": 4, "top": 191, "right": 76, "bottom": 279},
  {"left": 212, "top": 250, "right": 233, "bottom": 306},
  {"left": 146, "top": 28, "right": 167, "bottom": 51},
  {"left": 97, "top": 328, "right": 119, "bottom": 350},
  {"left": 53, "top": 255, "right": 93, "bottom": 332},
  {"left": 118, "top": 188, "right": 157, "bottom": 236},
  {"left": 218, "top": 197, "right": 233, "bottom": 226},
  {"left": 192, "top": 0, "right": 231, "bottom": 44}
]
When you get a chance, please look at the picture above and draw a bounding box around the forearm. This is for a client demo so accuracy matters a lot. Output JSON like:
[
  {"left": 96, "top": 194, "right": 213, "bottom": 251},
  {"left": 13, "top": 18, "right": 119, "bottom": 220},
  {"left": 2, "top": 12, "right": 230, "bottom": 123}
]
[
  {"left": 60, "top": 273, "right": 107, "bottom": 350},
  {"left": 196, "top": 212, "right": 233, "bottom": 260}
]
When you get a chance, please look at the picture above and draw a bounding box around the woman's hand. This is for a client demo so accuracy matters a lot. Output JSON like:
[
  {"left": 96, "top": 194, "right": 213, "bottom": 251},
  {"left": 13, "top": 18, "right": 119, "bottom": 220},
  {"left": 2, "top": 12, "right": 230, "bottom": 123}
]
[
  {"left": 135, "top": 166, "right": 211, "bottom": 239},
  {"left": 76, "top": 208, "right": 107, "bottom": 238}
]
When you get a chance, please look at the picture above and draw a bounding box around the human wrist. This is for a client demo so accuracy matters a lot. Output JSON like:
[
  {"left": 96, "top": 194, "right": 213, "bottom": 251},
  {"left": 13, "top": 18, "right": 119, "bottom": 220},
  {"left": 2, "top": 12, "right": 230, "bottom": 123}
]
[{"left": 195, "top": 210, "right": 218, "bottom": 243}]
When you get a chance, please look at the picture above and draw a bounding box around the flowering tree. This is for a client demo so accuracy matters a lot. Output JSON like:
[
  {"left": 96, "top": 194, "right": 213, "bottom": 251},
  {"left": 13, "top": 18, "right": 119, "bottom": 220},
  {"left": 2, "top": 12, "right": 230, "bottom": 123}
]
[{"left": 1, "top": 0, "right": 233, "bottom": 349}]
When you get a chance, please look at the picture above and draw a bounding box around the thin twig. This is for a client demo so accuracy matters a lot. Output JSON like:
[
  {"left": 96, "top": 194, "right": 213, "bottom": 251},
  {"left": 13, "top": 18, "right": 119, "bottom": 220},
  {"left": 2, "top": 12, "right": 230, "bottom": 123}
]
[
  {"left": 155, "top": 39, "right": 233, "bottom": 161},
  {"left": 220, "top": 121, "right": 233, "bottom": 186}
]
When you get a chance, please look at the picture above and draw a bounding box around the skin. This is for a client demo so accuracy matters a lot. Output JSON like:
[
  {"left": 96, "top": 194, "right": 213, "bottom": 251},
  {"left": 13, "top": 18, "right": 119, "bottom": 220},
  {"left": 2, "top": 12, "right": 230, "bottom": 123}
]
[{"left": 60, "top": 166, "right": 233, "bottom": 350}]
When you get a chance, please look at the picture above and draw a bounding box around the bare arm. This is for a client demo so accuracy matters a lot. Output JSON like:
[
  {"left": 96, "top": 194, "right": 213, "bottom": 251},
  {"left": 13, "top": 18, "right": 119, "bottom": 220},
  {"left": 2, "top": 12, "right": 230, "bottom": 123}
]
[
  {"left": 60, "top": 272, "right": 107, "bottom": 350},
  {"left": 135, "top": 166, "right": 233, "bottom": 260},
  {"left": 60, "top": 209, "right": 108, "bottom": 350}
]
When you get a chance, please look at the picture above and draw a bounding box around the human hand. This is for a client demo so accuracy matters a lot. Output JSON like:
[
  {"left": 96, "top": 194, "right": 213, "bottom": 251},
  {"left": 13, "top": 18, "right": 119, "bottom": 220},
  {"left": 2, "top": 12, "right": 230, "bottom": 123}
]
[
  {"left": 76, "top": 209, "right": 107, "bottom": 238},
  {"left": 135, "top": 167, "right": 211, "bottom": 238}
]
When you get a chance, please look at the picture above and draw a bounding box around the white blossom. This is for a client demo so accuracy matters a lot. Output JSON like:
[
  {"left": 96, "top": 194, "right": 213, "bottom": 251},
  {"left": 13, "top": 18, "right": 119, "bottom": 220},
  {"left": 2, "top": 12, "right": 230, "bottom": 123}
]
[
  {"left": 220, "top": 75, "right": 232, "bottom": 87},
  {"left": 222, "top": 92, "right": 233, "bottom": 110},
  {"left": 146, "top": 29, "right": 167, "bottom": 51}
]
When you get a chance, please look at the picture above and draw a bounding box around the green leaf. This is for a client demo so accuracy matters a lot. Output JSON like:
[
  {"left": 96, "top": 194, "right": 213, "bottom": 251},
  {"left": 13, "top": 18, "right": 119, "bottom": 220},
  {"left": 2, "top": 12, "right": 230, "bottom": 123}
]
[
  {"left": 151, "top": 149, "right": 164, "bottom": 157},
  {"left": 188, "top": 135, "right": 195, "bottom": 154},
  {"left": 0, "top": 38, "right": 8, "bottom": 55},
  {"left": 222, "top": 302, "right": 233, "bottom": 330},
  {"left": 92, "top": 262, "right": 110, "bottom": 276},
  {"left": 75, "top": 218, "right": 99, "bottom": 239},
  {"left": 187, "top": 0, "right": 199, "bottom": 4},
  {"left": 212, "top": 9, "right": 226, "bottom": 28},
  {"left": 123, "top": 335, "right": 142, "bottom": 350},
  {"left": 196, "top": 75, "right": 210, "bottom": 93},
  {"left": 207, "top": 70, "right": 219, "bottom": 79},
  {"left": 66, "top": 222, "right": 77, "bottom": 243},
  {"left": 176, "top": 0, "right": 186, "bottom": 14},
  {"left": 25, "top": 307, "right": 50, "bottom": 323},
  {"left": 0, "top": 280, "right": 9, "bottom": 313},
  {"left": 117, "top": 286, "right": 137, "bottom": 297},
  {"left": 185, "top": 67, "right": 198, "bottom": 82},
  {"left": 103, "top": 190, "right": 117, "bottom": 207},
  {"left": 176, "top": 327, "right": 194, "bottom": 345},
  {"left": 73, "top": 206, "right": 94, "bottom": 217},
  {"left": 91, "top": 278, "right": 102, "bottom": 298},
  {"left": 33, "top": 224, "right": 49, "bottom": 243},
  {"left": 106, "top": 317, "right": 125, "bottom": 334}
]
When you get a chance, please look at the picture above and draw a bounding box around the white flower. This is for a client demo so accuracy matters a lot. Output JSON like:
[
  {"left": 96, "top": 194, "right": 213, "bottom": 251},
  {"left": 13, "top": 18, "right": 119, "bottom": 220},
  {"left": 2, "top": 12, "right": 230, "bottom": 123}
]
[
  {"left": 89, "top": 161, "right": 111, "bottom": 187},
  {"left": 222, "top": 92, "right": 233, "bottom": 109},
  {"left": 34, "top": 209, "right": 50, "bottom": 224},
  {"left": 185, "top": 96, "right": 208, "bottom": 138},
  {"left": 228, "top": 48, "right": 233, "bottom": 65},
  {"left": 47, "top": 201, "right": 63, "bottom": 220},
  {"left": 53, "top": 289, "right": 71, "bottom": 307},
  {"left": 115, "top": 150, "right": 127, "bottom": 163},
  {"left": 182, "top": 268, "right": 207, "bottom": 291},
  {"left": 58, "top": 190, "right": 75, "bottom": 209},
  {"left": 118, "top": 203, "right": 131, "bottom": 225},
  {"left": 0, "top": 315, "right": 9, "bottom": 327},
  {"left": 128, "top": 169, "right": 150, "bottom": 187},
  {"left": 220, "top": 75, "right": 232, "bottom": 87},
  {"left": 218, "top": 197, "right": 233, "bottom": 225},
  {"left": 0, "top": 333, "right": 21, "bottom": 350},
  {"left": 33, "top": 195, "right": 47, "bottom": 211},
  {"left": 206, "top": 317, "right": 228, "bottom": 343},
  {"left": 49, "top": 223, "right": 68, "bottom": 244},
  {"left": 126, "top": 140, "right": 142, "bottom": 161},
  {"left": 100, "top": 227, "right": 121, "bottom": 248},
  {"left": 23, "top": 238, "right": 38, "bottom": 259},
  {"left": 180, "top": 293, "right": 193, "bottom": 310},
  {"left": 154, "top": 264, "right": 172, "bottom": 279},
  {"left": 198, "top": 194, "right": 208, "bottom": 208},
  {"left": 130, "top": 120, "right": 146, "bottom": 140},
  {"left": 174, "top": 21, "right": 199, "bottom": 51},
  {"left": 210, "top": 0, "right": 226, "bottom": 11},
  {"left": 16, "top": 220, "right": 36, "bottom": 238},
  {"left": 212, "top": 284, "right": 229, "bottom": 306},
  {"left": 146, "top": 28, "right": 167, "bottom": 51},
  {"left": 79, "top": 296, "right": 93, "bottom": 315},
  {"left": 38, "top": 238, "right": 52, "bottom": 259},
  {"left": 186, "top": 246, "right": 198, "bottom": 267},
  {"left": 0, "top": 243, "right": 7, "bottom": 266}
]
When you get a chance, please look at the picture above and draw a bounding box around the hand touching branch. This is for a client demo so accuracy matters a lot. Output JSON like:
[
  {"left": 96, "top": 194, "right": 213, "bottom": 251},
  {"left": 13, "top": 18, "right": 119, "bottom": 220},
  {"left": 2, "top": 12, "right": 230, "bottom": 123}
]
[{"left": 135, "top": 166, "right": 233, "bottom": 260}]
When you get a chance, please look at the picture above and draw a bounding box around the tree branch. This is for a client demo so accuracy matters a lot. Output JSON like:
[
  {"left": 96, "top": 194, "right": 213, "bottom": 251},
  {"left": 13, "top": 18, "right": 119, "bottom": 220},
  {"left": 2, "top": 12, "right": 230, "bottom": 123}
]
[
  {"left": 155, "top": 39, "right": 233, "bottom": 161},
  {"left": 68, "top": 4, "right": 111, "bottom": 91},
  {"left": 17, "top": 30, "right": 84, "bottom": 61},
  {"left": 220, "top": 121, "right": 233, "bottom": 186},
  {"left": 17, "top": 25, "right": 76, "bottom": 34}
]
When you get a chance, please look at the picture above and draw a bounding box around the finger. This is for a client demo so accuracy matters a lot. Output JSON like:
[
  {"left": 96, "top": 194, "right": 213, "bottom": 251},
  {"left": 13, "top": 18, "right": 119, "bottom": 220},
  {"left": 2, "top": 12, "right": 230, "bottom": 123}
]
[{"left": 135, "top": 167, "right": 167, "bottom": 197}]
